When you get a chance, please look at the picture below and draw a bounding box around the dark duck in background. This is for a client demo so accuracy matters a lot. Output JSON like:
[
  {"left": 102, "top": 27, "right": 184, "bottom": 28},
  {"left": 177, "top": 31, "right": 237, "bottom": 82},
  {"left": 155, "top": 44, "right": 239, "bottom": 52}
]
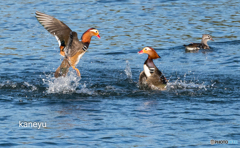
[{"left": 184, "top": 34, "right": 214, "bottom": 51}]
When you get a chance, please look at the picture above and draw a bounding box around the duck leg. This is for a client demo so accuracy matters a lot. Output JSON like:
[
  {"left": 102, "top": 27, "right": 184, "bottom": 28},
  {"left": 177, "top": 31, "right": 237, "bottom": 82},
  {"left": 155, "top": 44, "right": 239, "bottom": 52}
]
[{"left": 72, "top": 66, "right": 81, "bottom": 77}]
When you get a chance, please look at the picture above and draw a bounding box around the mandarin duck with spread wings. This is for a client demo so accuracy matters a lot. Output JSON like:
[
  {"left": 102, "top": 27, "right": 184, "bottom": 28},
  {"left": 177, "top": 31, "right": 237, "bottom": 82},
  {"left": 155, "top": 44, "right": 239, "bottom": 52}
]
[{"left": 35, "top": 11, "right": 100, "bottom": 78}]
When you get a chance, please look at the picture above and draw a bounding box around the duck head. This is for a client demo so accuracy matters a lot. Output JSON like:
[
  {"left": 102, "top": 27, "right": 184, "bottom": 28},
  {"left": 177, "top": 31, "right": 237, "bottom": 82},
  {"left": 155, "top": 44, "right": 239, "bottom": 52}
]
[
  {"left": 81, "top": 28, "right": 100, "bottom": 43},
  {"left": 202, "top": 34, "right": 214, "bottom": 41},
  {"left": 138, "top": 47, "right": 160, "bottom": 59},
  {"left": 89, "top": 28, "right": 101, "bottom": 39},
  {"left": 201, "top": 34, "right": 213, "bottom": 46}
]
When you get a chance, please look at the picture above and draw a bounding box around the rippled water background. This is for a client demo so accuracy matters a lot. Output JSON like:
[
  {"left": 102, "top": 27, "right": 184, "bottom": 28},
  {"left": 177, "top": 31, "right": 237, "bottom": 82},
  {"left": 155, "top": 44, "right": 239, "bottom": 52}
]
[{"left": 1, "top": 0, "right": 240, "bottom": 147}]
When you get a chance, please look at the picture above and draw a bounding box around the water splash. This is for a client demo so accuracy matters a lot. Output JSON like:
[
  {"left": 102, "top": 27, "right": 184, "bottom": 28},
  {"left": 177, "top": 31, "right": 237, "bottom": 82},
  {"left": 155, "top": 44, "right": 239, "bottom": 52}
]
[
  {"left": 165, "top": 79, "right": 210, "bottom": 96},
  {"left": 23, "top": 82, "right": 37, "bottom": 92},
  {"left": 42, "top": 71, "right": 81, "bottom": 94},
  {"left": 124, "top": 60, "right": 132, "bottom": 80},
  {"left": 166, "top": 79, "right": 207, "bottom": 90},
  {"left": 76, "top": 83, "right": 96, "bottom": 95}
]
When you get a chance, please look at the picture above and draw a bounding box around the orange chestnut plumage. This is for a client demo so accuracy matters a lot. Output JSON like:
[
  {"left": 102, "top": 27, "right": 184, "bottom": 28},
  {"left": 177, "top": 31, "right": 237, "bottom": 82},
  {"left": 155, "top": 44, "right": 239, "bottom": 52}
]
[
  {"left": 138, "top": 47, "right": 160, "bottom": 59},
  {"left": 81, "top": 28, "right": 101, "bottom": 43}
]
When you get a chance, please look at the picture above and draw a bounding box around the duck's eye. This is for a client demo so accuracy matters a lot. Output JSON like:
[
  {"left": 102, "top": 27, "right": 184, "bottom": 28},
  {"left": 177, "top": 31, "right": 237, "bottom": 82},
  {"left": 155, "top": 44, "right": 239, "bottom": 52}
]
[
  {"left": 95, "top": 31, "right": 98, "bottom": 33},
  {"left": 145, "top": 48, "right": 150, "bottom": 50},
  {"left": 208, "top": 36, "right": 210, "bottom": 38}
]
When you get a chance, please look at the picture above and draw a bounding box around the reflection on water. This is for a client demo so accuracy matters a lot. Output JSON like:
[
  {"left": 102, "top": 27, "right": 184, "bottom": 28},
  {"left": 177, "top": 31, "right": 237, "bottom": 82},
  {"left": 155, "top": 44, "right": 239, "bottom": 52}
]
[{"left": 0, "top": 0, "right": 240, "bottom": 147}]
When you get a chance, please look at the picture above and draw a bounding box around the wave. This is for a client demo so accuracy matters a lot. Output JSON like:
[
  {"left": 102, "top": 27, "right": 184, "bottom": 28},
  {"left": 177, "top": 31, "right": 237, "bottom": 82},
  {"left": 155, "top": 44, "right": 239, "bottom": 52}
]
[{"left": 0, "top": 80, "right": 37, "bottom": 92}]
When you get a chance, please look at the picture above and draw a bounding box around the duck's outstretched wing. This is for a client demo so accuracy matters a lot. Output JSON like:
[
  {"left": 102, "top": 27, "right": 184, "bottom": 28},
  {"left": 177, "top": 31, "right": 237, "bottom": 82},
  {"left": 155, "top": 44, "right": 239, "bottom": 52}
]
[{"left": 35, "top": 11, "right": 73, "bottom": 56}]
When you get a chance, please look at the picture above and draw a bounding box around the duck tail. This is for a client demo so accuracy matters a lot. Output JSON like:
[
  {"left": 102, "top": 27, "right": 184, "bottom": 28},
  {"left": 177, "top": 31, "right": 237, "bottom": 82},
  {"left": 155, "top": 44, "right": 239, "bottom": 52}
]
[{"left": 54, "top": 58, "right": 71, "bottom": 78}]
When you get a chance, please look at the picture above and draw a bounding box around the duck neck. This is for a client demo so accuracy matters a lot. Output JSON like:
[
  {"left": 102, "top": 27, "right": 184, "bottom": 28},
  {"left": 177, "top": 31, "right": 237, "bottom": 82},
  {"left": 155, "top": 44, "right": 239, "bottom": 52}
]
[
  {"left": 145, "top": 57, "right": 155, "bottom": 68},
  {"left": 81, "top": 31, "right": 92, "bottom": 44},
  {"left": 201, "top": 39, "right": 208, "bottom": 46}
]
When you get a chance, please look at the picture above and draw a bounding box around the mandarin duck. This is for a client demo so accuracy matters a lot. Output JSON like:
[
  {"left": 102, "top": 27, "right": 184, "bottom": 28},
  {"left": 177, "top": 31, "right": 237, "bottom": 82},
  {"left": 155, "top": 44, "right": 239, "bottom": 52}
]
[
  {"left": 138, "top": 47, "right": 168, "bottom": 90},
  {"left": 35, "top": 11, "right": 100, "bottom": 78}
]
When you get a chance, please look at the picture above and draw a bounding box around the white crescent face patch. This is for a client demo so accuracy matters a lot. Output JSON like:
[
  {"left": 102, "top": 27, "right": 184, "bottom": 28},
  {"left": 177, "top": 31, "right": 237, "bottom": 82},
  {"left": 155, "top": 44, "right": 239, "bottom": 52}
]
[
  {"left": 144, "top": 47, "right": 151, "bottom": 51},
  {"left": 90, "top": 29, "right": 98, "bottom": 34}
]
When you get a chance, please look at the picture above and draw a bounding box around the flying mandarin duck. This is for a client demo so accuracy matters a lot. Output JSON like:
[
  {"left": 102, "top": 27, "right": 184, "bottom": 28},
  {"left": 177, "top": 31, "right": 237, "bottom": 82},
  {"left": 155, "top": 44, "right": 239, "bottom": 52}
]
[
  {"left": 138, "top": 47, "right": 168, "bottom": 90},
  {"left": 35, "top": 11, "right": 100, "bottom": 78}
]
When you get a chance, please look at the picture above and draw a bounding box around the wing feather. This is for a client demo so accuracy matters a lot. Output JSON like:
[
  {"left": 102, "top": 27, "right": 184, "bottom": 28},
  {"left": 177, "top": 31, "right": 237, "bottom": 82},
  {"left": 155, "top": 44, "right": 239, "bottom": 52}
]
[{"left": 36, "top": 11, "right": 72, "bottom": 49}]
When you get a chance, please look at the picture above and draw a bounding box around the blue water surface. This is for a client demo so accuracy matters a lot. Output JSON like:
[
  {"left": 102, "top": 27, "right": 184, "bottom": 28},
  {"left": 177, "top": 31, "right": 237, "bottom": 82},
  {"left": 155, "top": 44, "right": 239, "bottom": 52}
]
[{"left": 0, "top": 0, "right": 240, "bottom": 147}]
